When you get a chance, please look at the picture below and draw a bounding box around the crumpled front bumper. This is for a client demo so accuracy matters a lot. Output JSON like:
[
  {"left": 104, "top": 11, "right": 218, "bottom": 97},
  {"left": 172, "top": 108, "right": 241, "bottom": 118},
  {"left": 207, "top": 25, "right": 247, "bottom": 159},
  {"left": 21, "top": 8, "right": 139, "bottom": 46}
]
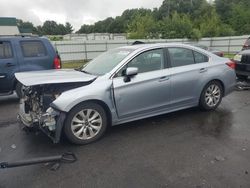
[{"left": 17, "top": 101, "right": 66, "bottom": 143}]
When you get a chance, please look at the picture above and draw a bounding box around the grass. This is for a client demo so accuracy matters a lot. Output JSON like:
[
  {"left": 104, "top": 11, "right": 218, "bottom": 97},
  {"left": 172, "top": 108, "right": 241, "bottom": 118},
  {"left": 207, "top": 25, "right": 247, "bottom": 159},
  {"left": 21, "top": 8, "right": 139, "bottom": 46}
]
[
  {"left": 62, "top": 60, "right": 88, "bottom": 69},
  {"left": 224, "top": 53, "right": 235, "bottom": 59}
]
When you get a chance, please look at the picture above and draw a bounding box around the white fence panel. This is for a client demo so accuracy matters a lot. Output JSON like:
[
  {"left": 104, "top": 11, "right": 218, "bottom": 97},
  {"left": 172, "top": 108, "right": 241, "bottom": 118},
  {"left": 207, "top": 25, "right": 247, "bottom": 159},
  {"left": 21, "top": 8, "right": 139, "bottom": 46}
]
[{"left": 53, "top": 35, "right": 249, "bottom": 62}]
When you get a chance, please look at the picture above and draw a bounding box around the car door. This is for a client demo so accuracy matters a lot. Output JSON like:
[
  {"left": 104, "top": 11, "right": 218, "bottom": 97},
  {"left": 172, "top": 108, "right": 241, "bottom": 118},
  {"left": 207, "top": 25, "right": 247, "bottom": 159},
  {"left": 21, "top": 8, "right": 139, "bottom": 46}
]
[
  {"left": 112, "top": 48, "right": 171, "bottom": 119},
  {"left": 0, "top": 40, "right": 19, "bottom": 93},
  {"left": 16, "top": 40, "right": 52, "bottom": 72},
  {"left": 167, "top": 47, "right": 209, "bottom": 107}
]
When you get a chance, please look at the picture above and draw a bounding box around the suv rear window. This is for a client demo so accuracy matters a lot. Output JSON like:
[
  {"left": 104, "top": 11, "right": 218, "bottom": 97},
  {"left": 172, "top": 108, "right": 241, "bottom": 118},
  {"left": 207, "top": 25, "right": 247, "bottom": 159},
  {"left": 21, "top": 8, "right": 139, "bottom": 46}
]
[
  {"left": 21, "top": 41, "right": 47, "bottom": 57},
  {"left": 0, "top": 42, "right": 13, "bottom": 59}
]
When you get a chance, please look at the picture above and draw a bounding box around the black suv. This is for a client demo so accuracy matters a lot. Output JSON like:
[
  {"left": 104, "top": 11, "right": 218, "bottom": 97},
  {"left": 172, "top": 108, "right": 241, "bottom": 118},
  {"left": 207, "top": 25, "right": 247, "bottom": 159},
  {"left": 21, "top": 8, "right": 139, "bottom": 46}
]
[
  {"left": 0, "top": 36, "right": 61, "bottom": 97},
  {"left": 234, "top": 50, "right": 250, "bottom": 80},
  {"left": 242, "top": 37, "right": 250, "bottom": 50}
]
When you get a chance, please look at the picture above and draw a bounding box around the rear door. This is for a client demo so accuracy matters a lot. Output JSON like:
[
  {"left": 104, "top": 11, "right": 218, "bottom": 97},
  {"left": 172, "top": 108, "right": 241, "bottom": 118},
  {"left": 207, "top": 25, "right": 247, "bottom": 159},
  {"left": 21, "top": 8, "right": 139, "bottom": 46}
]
[
  {"left": 16, "top": 39, "right": 53, "bottom": 72},
  {"left": 0, "top": 40, "right": 19, "bottom": 93},
  {"left": 167, "top": 47, "right": 210, "bottom": 107}
]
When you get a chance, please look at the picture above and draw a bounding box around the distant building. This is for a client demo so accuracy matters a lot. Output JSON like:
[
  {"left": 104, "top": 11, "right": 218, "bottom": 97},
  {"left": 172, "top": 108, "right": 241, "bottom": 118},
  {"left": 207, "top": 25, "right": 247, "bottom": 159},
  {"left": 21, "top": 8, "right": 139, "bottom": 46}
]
[
  {"left": 0, "top": 17, "right": 20, "bottom": 35},
  {"left": 63, "top": 33, "right": 127, "bottom": 41}
]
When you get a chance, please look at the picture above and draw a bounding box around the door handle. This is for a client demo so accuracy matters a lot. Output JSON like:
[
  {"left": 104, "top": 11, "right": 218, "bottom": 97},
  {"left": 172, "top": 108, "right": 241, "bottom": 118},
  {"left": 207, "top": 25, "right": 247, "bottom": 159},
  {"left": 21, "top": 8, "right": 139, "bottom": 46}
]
[
  {"left": 158, "top": 76, "right": 170, "bottom": 82},
  {"left": 5, "top": 63, "right": 15, "bottom": 67},
  {"left": 0, "top": 75, "right": 6, "bottom": 79},
  {"left": 199, "top": 68, "right": 207, "bottom": 73}
]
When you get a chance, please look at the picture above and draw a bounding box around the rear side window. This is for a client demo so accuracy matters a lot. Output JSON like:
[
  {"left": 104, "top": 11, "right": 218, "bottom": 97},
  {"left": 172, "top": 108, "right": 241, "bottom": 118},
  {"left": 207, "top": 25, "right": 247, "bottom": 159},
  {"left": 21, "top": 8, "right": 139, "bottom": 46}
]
[
  {"left": 168, "top": 48, "right": 195, "bottom": 67},
  {"left": 193, "top": 51, "right": 208, "bottom": 63},
  {"left": 20, "top": 41, "right": 47, "bottom": 57},
  {"left": 0, "top": 42, "right": 13, "bottom": 59}
]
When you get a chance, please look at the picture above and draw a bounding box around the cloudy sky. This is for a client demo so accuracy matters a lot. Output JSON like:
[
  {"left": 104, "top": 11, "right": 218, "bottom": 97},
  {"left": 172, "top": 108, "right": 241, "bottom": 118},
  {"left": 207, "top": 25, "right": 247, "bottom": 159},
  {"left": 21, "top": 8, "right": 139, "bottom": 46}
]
[{"left": 0, "top": 0, "right": 164, "bottom": 31}]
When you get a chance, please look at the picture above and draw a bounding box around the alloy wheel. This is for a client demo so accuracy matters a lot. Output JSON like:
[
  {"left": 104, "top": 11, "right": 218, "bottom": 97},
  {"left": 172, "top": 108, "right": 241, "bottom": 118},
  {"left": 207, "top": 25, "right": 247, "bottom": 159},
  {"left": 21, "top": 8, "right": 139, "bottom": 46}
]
[
  {"left": 205, "top": 84, "right": 221, "bottom": 107},
  {"left": 71, "top": 109, "right": 102, "bottom": 140}
]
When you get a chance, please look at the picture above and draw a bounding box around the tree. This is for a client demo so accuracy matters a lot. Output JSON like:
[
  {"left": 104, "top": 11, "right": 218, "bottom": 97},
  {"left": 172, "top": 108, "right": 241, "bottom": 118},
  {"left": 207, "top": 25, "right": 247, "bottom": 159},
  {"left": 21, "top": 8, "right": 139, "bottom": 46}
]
[
  {"left": 57, "top": 24, "right": 67, "bottom": 35},
  {"left": 40, "top": 20, "right": 74, "bottom": 35},
  {"left": 17, "top": 19, "right": 37, "bottom": 34},
  {"left": 65, "top": 22, "right": 73, "bottom": 34},
  {"left": 77, "top": 24, "right": 94, "bottom": 34},
  {"left": 158, "top": 0, "right": 209, "bottom": 19},
  {"left": 160, "top": 12, "right": 193, "bottom": 39},
  {"left": 42, "top": 20, "right": 58, "bottom": 35},
  {"left": 77, "top": 8, "right": 152, "bottom": 34},
  {"left": 127, "top": 13, "right": 160, "bottom": 39}
]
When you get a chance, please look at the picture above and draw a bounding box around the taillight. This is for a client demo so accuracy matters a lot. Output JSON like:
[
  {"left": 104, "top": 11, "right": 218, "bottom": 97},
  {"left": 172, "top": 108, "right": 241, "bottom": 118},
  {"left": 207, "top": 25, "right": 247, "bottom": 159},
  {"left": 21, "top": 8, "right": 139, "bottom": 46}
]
[
  {"left": 53, "top": 56, "right": 61, "bottom": 69},
  {"left": 226, "top": 61, "right": 236, "bottom": 69}
]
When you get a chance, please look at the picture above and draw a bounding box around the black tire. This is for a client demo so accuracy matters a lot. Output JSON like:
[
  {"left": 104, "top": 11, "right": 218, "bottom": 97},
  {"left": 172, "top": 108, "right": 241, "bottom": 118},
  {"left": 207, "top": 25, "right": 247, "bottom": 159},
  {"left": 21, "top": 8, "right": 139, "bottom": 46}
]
[
  {"left": 64, "top": 102, "right": 108, "bottom": 145},
  {"left": 199, "top": 81, "right": 223, "bottom": 111},
  {"left": 15, "top": 82, "right": 24, "bottom": 98},
  {"left": 236, "top": 74, "right": 248, "bottom": 80}
]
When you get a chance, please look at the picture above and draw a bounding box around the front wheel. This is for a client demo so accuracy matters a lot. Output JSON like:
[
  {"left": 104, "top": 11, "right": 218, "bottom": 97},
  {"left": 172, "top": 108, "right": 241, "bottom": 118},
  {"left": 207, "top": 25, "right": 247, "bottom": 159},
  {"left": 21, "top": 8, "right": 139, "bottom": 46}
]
[
  {"left": 199, "top": 81, "right": 223, "bottom": 111},
  {"left": 64, "top": 102, "right": 108, "bottom": 145}
]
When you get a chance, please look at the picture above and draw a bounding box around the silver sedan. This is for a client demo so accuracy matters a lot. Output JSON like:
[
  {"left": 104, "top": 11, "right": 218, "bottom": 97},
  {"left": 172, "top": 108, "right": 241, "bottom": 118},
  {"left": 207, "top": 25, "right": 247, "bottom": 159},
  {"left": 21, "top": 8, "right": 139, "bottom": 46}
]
[{"left": 16, "top": 43, "right": 236, "bottom": 144}]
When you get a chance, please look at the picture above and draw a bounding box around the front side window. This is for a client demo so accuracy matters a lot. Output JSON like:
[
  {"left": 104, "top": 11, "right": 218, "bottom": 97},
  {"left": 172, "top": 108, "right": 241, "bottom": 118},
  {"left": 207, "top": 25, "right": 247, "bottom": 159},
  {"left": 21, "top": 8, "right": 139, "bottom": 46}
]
[
  {"left": 168, "top": 47, "right": 195, "bottom": 67},
  {"left": 126, "top": 49, "right": 164, "bottom": 74},
  {"left": 0, "top": 42, "right": 13, "bottom": 59},
  {"left": 21, "top": 41, "right": 47, "bottom": 57}
]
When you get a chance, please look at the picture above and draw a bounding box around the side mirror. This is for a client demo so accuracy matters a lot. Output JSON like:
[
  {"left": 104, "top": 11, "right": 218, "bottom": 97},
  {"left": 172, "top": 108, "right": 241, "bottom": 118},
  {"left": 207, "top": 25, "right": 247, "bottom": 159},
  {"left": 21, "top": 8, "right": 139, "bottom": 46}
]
[
  {"left": 123, "top": 67, "right": 138, "bottom": 83},
  {"left": 125, "top": 67, "right": 138, "bottom": 77}
]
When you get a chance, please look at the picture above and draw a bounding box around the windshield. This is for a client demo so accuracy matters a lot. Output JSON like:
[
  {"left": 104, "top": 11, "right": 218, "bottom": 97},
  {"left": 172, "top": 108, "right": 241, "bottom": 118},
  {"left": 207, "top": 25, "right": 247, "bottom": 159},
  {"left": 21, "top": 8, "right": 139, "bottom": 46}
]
[{"left": 82, "top": 48, "right": 134, "bottom": 75}]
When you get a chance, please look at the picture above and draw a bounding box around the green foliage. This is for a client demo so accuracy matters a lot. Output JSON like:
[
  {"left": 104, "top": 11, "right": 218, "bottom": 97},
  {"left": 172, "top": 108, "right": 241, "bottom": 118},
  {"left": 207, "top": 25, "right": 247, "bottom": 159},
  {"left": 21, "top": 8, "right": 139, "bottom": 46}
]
[
  {"left": 158, "top": 0, "right": 208, "bottom": 18},
  {"left": 215, "top": 0, "right": 250, "bottom": 35},
  {"left": 161, "top": 12, "right": 193, "bottom": 39},
  {"left": 199, "top": 8, "right": 221, "bottom": 37},
  {"left": 77, "top": 8, "right": 153, "bottom": 34},
  {"left": 189, "top": 29, "right": 202, "bottom": 41},
  {"left": 17, "top": 0, "right": 250, "bottom": 39},
  {"left": 127, "top": 13, "right": 160, "bottom": 39},
  {"left": 65, "top": 22, "right": 74, "bottom": 34},
  {"left": 48, "top": 36, "right": 63, "bottom": 41},
  {"left": 17, "top": 19, "right": 37, "bottom": 34},
  {"left": 17, "top": 19, "right": 74, "bottom": 35},
  {"left": 40, "top": 21, "right": 74, "bottom": 35},
  {"left": 229, "top": 3, "right": 250, "bottom": 35},
  {"left": 76, "top": 0, "right": 242, "bottom": 39}
]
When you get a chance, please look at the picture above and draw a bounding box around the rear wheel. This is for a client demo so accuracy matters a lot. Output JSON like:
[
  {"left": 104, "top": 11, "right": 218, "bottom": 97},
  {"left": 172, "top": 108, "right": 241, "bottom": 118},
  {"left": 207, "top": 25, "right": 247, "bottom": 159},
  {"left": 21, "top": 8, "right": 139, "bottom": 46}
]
[
  {"left": 64, "top": 102, "right": 108, "bottom": 145},
  {"left": 199, "top": 81, "right": 223, "bottom": 111}
]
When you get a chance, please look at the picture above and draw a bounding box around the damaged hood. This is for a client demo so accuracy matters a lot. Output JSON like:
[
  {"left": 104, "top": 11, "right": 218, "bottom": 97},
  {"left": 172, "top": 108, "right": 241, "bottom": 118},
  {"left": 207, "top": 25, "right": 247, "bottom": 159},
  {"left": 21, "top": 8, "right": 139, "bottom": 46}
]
[{"left": 15, "top": 69, "right": 97, "bottom": 86}]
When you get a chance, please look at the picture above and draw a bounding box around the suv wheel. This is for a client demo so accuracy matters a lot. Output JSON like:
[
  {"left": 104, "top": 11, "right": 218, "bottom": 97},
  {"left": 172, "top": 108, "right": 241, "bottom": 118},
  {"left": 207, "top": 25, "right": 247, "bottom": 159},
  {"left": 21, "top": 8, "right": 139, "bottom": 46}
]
[
  {"left": 199, "top": 81, "right": 223, "bottom": 111},
  {"left": 236, "top": 74, "right": 248, "bottom": 80},
  {"left": 64, "top": 102, "right": 108, "bottom": 145}
]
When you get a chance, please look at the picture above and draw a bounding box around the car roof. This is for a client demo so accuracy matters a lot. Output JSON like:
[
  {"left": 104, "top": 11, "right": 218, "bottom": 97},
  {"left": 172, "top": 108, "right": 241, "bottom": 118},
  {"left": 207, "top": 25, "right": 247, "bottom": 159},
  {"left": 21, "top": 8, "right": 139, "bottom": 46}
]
[
  {"left": 239, "top": 49, "right": 250, "bottom": 55},
  {"left": 118, "top": 43, "right": 216, "bottom": 57},
  {"left": 119, "top": 43, "right": 201, "bottom": 51},
  {"left": 0, "top": 35, "right": 48, "bottom": 41}
]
